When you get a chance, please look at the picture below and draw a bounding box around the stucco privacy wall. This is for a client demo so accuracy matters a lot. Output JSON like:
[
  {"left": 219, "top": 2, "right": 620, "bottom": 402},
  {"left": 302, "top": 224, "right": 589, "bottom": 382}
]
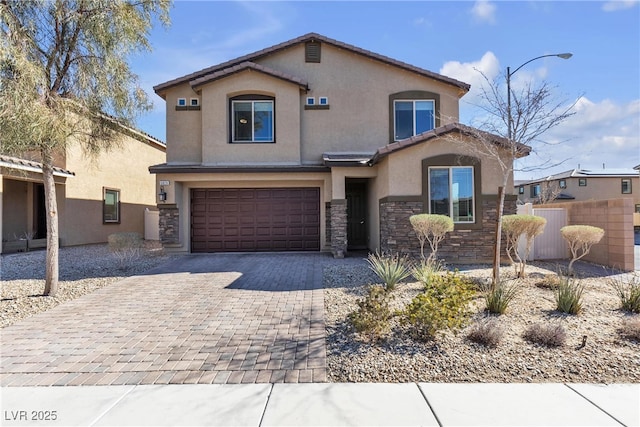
[
  {"left": 155, "top": 172, "right": 332, "bottom": 251},
  {"left": 542, "top": 198, "right": 635, "bottom": 271},
  {"left": 258, "top": 44, "right": 463, "bottom": 163},
  {"left": 62, "top": 135, "right": 165, "bottom": 246}
]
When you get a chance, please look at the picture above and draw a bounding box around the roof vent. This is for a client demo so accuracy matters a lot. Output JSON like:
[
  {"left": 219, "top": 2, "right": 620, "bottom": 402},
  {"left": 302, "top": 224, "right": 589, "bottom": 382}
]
[{"left": 305, "top": 41, "right": 321, "bottom": 63}]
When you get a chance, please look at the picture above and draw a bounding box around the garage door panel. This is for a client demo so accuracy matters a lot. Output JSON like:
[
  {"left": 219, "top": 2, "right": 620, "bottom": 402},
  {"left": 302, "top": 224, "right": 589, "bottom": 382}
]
[{"left": 191, "top": 187, "right": 320, "bottom": 252}]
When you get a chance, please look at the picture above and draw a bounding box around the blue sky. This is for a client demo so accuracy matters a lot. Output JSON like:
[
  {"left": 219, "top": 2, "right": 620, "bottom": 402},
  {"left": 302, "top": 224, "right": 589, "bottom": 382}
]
[{"left": 131, "top": 0, "right": 640, "bottom": 180}]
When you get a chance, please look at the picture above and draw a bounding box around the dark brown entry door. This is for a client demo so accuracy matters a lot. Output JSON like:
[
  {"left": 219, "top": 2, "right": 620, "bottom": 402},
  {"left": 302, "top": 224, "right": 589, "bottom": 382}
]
[
  {"left": 191, "top": 188, "right": 320, "bottom": 252},
  {"left": 346, "top": 181, "right": 368, "bottom": 250}
]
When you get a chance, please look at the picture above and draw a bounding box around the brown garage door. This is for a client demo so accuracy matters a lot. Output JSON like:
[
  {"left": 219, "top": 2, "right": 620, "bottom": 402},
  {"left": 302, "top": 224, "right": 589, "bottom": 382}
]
[{"left": 191, "top": 188, "right": 320, "bottom": 252}]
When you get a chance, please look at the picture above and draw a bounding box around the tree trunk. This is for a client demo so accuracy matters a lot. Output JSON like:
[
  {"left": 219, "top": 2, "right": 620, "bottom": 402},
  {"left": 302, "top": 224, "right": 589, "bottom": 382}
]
[
  {"left": 42, "top": 148, "right": 59, "bottom": 297},
  {"left": 492, "top": 186, "right": 505, "bottom": 287}
]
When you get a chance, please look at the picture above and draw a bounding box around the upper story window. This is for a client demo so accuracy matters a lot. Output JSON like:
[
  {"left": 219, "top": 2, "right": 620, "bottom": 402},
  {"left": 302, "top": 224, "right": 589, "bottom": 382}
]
[
  {"left": 429, "top": 166, "right": 474, "bottom": 223},
  {"left": 518, "top": 186, "right": 524, "bottom": 194},
  {"left": 559, "top": 179, "right": 567, "bottom": 189},
  {"left": 230, "top": 95, "right": 274, "bottom": 143},
  {"left": 531, "top": 184, "right": 541, "bottom": 198},
  {"left": 622, "top": 178, "right": 632, "bottom": 194},
  {"left": 394, "top": 100, "right": 435, "bottom": 140}
]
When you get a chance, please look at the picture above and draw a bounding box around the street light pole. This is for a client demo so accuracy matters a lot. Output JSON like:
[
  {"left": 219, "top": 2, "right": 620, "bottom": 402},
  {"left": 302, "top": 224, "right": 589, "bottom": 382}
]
[{"left": 492, "top": 52, "right": 572, "bottom": 285}]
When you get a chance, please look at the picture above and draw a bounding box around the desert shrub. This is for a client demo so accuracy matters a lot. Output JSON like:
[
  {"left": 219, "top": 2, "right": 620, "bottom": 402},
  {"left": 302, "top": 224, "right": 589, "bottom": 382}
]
[
  {"left": 483, "top": 279, "right": 520, "bottom": 315},
  {"left": 108, "top": 232, "right": 143, "bottom": 269},
  {"left": 608, "top": 274, "right": 640, "bottom": 313},
  {"left": 409, "top": 214, "right": 454, "bottom": 262},
  {"left": 619, "top": 317, "right": 640, "bottom": 341},
  {"left": 348, "top": 285, "right": 393, "bottom": 341},
  {"left": 560, "top": 225, "right": 604, "bottom": 275},
  {"left": 366, "top": 251, "right": 411, "bottom": 292},
  {"left": 502, "top": 215, "right": 546, "bottom": 278},
  {"left": 401, "top": 271, "right": 475, "bottom": 341},
  {"left": 467, "top": 317, "right": 504, "bottom": 348},
  {"left": 555, "top": 275, "right": 584, "bottom": 315},
  {"left": 535, "top": 274, "right": 561, "bottom": 290},
  {"left": 523, "top": 323, "right": 566, "bottom": 347},
  {"left": 411, "top": 259, "right": 443, "bottom": 288}
]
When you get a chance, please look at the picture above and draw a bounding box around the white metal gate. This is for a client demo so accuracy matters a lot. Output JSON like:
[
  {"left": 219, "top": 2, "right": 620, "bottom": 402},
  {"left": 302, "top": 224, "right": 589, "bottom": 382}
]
[{"left": 516, "top": 204, "right": 568, "bottom": 260}]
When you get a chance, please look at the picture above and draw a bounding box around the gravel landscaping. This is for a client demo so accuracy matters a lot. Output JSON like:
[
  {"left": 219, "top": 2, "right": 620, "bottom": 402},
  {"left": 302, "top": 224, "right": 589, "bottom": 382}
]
[
  {"left": 0, "top": 243, "right": 173, "bottom": 328},
  {"left": 324, "top": 260, "right": 640, "bottom": 384}
]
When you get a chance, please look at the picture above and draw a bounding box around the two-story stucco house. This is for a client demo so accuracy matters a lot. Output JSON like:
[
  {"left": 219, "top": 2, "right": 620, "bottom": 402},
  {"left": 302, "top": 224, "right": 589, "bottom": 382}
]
[{"left": 151, "top": 33, "right": 523, "bottom": 262}]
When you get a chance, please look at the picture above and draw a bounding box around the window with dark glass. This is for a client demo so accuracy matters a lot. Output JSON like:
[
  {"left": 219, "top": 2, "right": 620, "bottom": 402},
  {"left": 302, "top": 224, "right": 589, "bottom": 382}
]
[
  {"left": 579, "top": 178, "right": 587, "bottom": 186},
  {"left": 531, "top": 184, "right": 541, "bottom": 198},
  {"left": 622, "top": 179, "right": 632, "bottom": 194},
  {"left": 394, "top": 100, "right": 434, "bottom": 140},
  {"left": 429, "top": 166, "right": 474, "bottom": 223},
  {"left": 103, "top": 188, "right": 120, "bottom": 223},
  {"left": 518, "top": 186, "right": 524, "bottom": 194},
  {"left": 559, "top": 179, "right": 566, "bottom": 189},
  {"left": 231, "top": 98, "right": 274, "bottom": 143}
]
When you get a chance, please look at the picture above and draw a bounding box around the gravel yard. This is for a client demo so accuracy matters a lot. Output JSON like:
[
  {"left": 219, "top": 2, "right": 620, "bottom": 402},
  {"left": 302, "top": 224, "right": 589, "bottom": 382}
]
[
  {"left": 324, "top": 261, "right": 640, "bottom": 384},
  {"left": 1, "top": 243, "right": 173, "bottom": 328}
]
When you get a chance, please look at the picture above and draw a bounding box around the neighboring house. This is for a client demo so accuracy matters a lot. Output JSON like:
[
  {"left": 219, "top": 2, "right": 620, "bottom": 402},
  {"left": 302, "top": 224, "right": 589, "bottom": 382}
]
[
  {"left": 0, "top": 123, "right": 166, "bottom": 254},
  {"left": 151, "top": 33, "right": 525, "bottom": 262},
  {"left": 515, "top": 168, "right": 640, "bottom": 208}
]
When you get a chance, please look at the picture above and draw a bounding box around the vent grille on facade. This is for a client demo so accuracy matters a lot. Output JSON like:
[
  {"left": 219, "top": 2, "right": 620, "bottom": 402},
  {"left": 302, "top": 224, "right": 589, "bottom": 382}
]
[{"left": 305, "top": 42, "right": 321, "bottom": 63}]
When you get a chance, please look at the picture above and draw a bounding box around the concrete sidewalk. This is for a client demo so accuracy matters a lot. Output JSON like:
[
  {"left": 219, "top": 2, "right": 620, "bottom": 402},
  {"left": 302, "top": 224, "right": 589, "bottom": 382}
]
[{"left": 2, "top": 383, "right": 638, "bottom": 426}]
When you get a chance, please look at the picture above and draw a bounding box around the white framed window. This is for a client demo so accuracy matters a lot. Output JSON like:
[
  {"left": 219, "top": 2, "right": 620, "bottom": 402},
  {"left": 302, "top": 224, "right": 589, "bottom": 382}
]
[
  {"left": 231, "top": 98, "right": 274, "bottom": 143},
  {"left": 177, "top": 98, "right": 187, "bottom": 107},
  {"left": 394, "top": 99, "right": 435, "bottom": 140},
  {"left": 559, "top": 179, "right": 567, "bottom": 189},
  {"left": 306, "top": 97, "right": 315, "bottom": 105},
  {"left": 429, "top": 166, "right": 474, "bottom": 223},
  {"left": 103, "top": 188, "right": 120, "bottom": 224},
  {"left": 319, "top": 96, "right": 329, "bottom": 105},
  {"left": 190, "top": 98, "right": 199, "bottom": 107}
]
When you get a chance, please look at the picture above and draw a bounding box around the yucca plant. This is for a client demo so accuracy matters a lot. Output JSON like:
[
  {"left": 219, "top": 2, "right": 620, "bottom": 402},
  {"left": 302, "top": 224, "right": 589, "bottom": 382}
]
[
  {"left": 411, "top": 259, "right": 443, "bottom": 288},
  {"left": 555, "top": 275, "right": 584, "bottom": 315},
  {"left": 483, "top": 279, "right": 520, "bottom": 315},
  {"left": 366, "top": 251, "right": 411, "bottom": 292},
  {"left": 608, "top": 273, "right": 640, "bottom": 313}
]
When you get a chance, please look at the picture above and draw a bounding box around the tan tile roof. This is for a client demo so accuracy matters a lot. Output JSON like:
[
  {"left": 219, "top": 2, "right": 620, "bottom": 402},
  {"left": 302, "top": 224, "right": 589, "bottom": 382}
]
[
  {"left": 190, "top": 61, "right": 309, "bottom": 90},
  {"left": 372, "top": 123, "right": 530, "bottom": 163},
  {"left": 154, "top": 33, "right": 470, "bottom": 94},
  {"left": 0, "top": 155, "right": 75, "bottom": 177}
]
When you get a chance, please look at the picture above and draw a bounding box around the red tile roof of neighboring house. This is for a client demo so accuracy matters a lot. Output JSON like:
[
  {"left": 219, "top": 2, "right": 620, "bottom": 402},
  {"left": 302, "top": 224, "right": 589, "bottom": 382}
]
[
  {"left": 190, "top": 61, "right": 309, "bottom": 91},
  {"left": 154, "top": 33, "right": 470, "bottom": 95},
  {"left": 0, "top": 155, "right": 75, "bottom": 177}
]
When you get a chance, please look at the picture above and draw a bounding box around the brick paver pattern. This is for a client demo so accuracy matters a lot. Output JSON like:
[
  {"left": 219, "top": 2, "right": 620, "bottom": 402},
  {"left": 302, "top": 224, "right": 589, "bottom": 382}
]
[{"left": 1, "top": 253, "right": 330, "bottom": 386}]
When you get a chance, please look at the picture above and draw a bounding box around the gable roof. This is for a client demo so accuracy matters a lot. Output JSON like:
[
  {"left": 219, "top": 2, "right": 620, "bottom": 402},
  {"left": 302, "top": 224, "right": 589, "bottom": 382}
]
[
  {"left": 190, "top": 61, "right": 309, "bottom": 91},
  {"left": 154, "top": 33, "right": 470, "bottom": 96},
  {"left": 371, "top": 123, "right": 530, "bottom": 164}
]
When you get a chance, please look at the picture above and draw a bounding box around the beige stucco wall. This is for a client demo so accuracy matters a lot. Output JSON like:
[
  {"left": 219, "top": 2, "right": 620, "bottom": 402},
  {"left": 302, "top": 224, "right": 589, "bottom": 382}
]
[
  {"left": 62, "top": 135, "right": 166, "bottom": 246},
  {"left": 156, "top": 171, "right": 332, "bottom": 252},
  {"left": 199, "top": 71, "right": 302, "bottom": 165},
  {"left": 165, "top": 84, "right": 202, "bottom": 165},
  {"left": 518, "top": 176, "right": 640, "bottom": 206},
  {"left": 379, "top": 135, "right": 511, "bottom": 199},
  {"left": 160, "top": 42, "right": 465, "bottom": 168}
]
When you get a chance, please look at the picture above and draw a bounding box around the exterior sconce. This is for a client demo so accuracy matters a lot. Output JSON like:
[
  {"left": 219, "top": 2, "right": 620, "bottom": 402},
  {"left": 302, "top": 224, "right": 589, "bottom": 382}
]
[{"left": 158, "top": 187, "right": 167, "bottom": 202}]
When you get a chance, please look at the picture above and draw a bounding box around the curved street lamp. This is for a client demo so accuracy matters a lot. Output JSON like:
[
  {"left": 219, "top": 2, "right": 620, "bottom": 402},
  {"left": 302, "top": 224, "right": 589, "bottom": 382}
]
[{"left": 506, "top": 53, "right": 573, "bottom": 140}]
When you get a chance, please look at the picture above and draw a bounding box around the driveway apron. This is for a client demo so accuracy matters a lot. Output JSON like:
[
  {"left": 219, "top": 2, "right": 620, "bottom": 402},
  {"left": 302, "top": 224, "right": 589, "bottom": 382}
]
[{"left": 1, "top": 253, "right": 328, "bottom": 386}]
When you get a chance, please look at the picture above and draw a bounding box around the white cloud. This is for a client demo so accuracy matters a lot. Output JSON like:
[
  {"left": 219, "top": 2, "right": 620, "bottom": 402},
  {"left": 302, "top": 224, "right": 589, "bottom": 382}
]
[
  {"left": 440, "top": 51, "right": 501, "bottom": 103},
  {"left": 602, "top": 0, "right": 639, "bottom": 12},
  {"left": 515, "top": 97, "right": 640, "bottom": 178},
  {"left": 470, "top": 1, "right": 497, "bottom": 24}
]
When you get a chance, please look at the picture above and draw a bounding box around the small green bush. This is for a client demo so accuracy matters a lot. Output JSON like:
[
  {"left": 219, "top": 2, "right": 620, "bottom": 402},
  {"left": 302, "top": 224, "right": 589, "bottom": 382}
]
[
  {"left": 366, "top": 251, "right": 411, "bottom": 292},
  {"left": 555, "top": 275, "right": 584, "bottom": 315},
  {"left": 560, "top": 225, "right": 604, "bottom": 275},
  {"left": 467, "top": 317, "right": 504, "bottom": 348},
  {"left": 409, "top": 214, "right": 454, "bottom": 262},
  {"left": 523, "top": 323, "right": 566, "bottom": 347},
  {"left": 484, "top": 279, "right": 520, "bottom": 315},
  {"left": 411, "top": 259, "right": 443, "bottom": 288},
  {"left": 608, "top": 274, "right": 640, "bottom": 313},
  {"left": 401, "top": 271, "right": 475, "bottom": 341},
  {"left": 619, "top": 317, "right": 640, "bottom": 341},
  {"left": 348, "top": 285, "right": 393, "bottom": 341}
]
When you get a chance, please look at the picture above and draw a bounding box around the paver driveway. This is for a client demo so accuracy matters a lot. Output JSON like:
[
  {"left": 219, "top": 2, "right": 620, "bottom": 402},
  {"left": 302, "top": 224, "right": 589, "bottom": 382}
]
[{"left": 1, "top": 253, "right": 333, "bottom": 386}]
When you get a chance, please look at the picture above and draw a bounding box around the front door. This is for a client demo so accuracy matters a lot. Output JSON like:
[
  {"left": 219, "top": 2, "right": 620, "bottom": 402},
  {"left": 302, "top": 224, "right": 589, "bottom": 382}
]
[{"left": 346, "top": 180, "right": 368, "bottom": 250}]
